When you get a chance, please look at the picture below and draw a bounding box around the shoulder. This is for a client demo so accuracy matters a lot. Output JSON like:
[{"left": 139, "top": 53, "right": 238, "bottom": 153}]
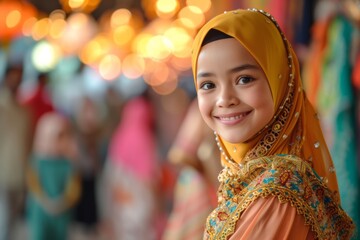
[
  {"left": 213, "top": 154, "right": 355, "bottom": 240},
  {"left": 249, "top": 155, "right": 355, "bottom": 239},
  {"left": 246, "top": 154, "right": 318, "bottom": 191}
]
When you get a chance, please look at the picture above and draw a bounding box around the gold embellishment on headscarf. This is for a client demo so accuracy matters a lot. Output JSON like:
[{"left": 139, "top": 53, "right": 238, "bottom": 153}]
[
  {"left": 245, "top": 86, "right": 294, "bottom": 161},
  {"left": 214, "top": 131, "right": 242, "bottom": 170},
  {"left": 242, "top": 9, "right": 298, "bottom": 162},
  {"left": 210, "top": 8, "right": 298, "bottom": 167}
]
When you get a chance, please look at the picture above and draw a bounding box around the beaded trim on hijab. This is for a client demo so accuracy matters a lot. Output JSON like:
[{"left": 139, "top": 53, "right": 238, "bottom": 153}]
[
  {"left": 213, "top": 9, "right": 337, "bottom": 186},
  {"left": 213, "top": 8, "right": 297, "bottom": 171}
]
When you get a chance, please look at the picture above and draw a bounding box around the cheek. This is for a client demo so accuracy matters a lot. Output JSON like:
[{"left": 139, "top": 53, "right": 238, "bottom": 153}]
[
  {"left": 197, "top": 96, "right": 214, "bottom": 123},
  {"left": 249, "top": 85, "right": 274, "bottom": 120},
  {"left": 197, "top": 97, "right": 209, "bottom": 116},
  {"left": 254, "top": 96, "right": 273, "bottom": 110},
  {"left": 260, "top": 100, "right": 274, "bottom": 122}
]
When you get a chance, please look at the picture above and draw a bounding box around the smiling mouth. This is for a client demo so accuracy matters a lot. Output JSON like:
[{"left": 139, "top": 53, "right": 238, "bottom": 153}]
[{"left": 217, "top": 111, "right": 252, "bottom": 122}]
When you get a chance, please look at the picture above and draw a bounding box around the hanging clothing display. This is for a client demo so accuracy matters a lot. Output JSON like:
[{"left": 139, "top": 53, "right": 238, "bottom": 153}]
[{"left": 316, "top": 14, "right": 360, "bottom": 231}]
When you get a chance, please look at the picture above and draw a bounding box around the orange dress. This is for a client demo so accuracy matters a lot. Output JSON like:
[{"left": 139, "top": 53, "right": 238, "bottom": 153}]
[
  {"left": 230, "top": 197, "right": 314, "bottom": 240},
  {"left": 202, "top": 155, "right": 354, "bottom": 240}
]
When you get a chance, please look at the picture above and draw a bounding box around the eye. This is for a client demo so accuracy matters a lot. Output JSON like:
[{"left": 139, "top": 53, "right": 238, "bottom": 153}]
[
  {"left": 237, "top": 76, "right": 255, "bottom": 85},
  {"left": 199, "top": 81, "right": 215, "bottom": 90}
]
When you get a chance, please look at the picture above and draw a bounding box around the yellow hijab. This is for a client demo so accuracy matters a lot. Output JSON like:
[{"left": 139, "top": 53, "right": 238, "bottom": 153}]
[{"left": 191, "top": 9, "right": 339, "bottom": 197}]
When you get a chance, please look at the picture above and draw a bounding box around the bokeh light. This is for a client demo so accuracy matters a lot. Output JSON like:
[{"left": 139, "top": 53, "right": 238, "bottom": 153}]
[
  {"left": 178, "top": 6, "right": 205, "bottom": 29},
  {"left": 122, "top": 53, "right": 145, "bottom": 79},
  {"left": 0, "top": 1, "right": 37, "bottom": 40},
  {"left": 156, "top": 0, "right": 179, "bottom": 19},
  {"left": 31, "top": 41, "right": 62, "bottom": 72},
  {"left": 22, "top": 17, "right": 37, "bottom": 36},
  {"left": 111, "top": 8, "right": 132, "bottom": 27},
  {"left": 152, "top": 77, "right": 178, "bottom": 95},
  {"left": 31, "top": 18, "right": 51, "bottom": 41},
  {"left": 98, "top": 54, "right": 121, "bottom": 81},
  {"left": 79, "top": 35, "right": 113, "bottom": 65},
  {"left": 186, "top": 0, "right": 212, "bottom": 12},
  {"left": 1, "top": 0, "right": 211, "bottom": 85},
  {"left": 113, "top": 25, "right": 135, "bottom": 46},
  {"left": 60, "top": 0, "right": 101, "bottom": 13},
  {"left": 49, "top": 19, "right": 67, "bottom": 39},
  {"left": 144, "top": 60, "right": 169, "bottom": 86},
  {"left": 55, "top": 12, "right": 98, "bottom": 55},
  {"left": 6, "top": 10, "right": 21, "bottom": 28},
  {"left": 146, "top": 35, "right": 173, "bottom": 60}
]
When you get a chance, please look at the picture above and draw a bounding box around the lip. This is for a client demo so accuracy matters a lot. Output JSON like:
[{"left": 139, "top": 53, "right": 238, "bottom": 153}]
[{"left": 215, "top": 111, "right": 252, "bottom": 125}]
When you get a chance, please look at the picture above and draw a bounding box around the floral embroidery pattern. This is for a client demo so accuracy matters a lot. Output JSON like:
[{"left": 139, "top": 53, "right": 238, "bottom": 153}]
[{"left": 204, "top": 154, "right": 355, "bottom": 240}]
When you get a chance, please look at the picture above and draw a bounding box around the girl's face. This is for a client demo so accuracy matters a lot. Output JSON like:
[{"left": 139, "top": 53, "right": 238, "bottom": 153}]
[{"left": 196, "top": 38, "right": 274, "bottom": 143}]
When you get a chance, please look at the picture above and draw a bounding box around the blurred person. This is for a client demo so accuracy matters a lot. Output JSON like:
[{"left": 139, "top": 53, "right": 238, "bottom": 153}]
[
  {"left": 0, "top": 64, "right": 32, "bottom": 240},
  {"left": 102, "top": 91, "right": 160, "bottom": 240},
  {"left": 72, "top": 96, "right": 105, "bottom": 236},
  {"left": 26, "top": 112, "right": 81, "bottom": 240},
  {"left": 162, "top": 99, "right": 221, "bottom": 240},
  {"left": 22, "top": 72, "right": 54, "bottom": 139},
  {"left": 102, "top": 86, "right": 125, "bottom": 142}
]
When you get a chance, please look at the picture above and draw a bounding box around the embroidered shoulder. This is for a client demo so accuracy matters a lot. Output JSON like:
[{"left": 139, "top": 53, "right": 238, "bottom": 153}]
[{"left": 204, "top": 154, "right": 355, "bottom": 240}]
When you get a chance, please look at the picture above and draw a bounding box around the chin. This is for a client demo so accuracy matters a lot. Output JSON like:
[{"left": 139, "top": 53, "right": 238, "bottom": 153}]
[{"left": 219, "top": 134, "right": 249, "bottom": 144}]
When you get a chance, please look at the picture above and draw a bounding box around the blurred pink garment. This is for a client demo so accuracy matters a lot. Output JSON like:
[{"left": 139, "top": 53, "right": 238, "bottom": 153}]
[
  {"left": 229, "top": 196, "right": 315, "bottom": 240},
  {"left": 108, "top": 95, "right": 157, "bottom": 182},
  {"left": 103, "top": 95, "right": 159, "bottom": 240}
]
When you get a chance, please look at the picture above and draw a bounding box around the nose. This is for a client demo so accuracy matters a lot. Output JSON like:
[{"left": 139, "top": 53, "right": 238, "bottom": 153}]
[{"left": 216, "top": 84, "right": 239, "bottom": 108}]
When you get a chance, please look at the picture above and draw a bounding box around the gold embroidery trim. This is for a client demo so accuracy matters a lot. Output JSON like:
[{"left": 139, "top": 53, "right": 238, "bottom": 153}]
[{"left": 211, "top": 155, "right": 354, "bottom": 240}]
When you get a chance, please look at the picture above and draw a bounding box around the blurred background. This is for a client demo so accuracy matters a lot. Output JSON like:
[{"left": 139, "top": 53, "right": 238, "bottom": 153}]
[{"left": 0, "top": 0, "right": 360, "bottom": 239}]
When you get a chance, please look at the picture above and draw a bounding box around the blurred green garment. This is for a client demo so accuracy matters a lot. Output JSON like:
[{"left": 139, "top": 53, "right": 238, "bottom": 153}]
[
  {"left": 317, "top": 15, "right": 360, "bottom": 232},
  {"left": 26, "top": 156, "right": 79, "bottom": 240},
  {"left": 26, "top": 110, "right": 80, "bottom": 240}
]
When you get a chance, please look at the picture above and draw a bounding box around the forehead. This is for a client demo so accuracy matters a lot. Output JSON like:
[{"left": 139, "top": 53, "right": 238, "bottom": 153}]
[{"left": 197, "top": 38, "right": 260, "bottom": 72}]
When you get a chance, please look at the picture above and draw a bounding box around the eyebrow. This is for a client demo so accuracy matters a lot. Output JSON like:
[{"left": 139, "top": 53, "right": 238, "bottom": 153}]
[{"left": 197, "top": 64, "right": 260, "bottom": 79}]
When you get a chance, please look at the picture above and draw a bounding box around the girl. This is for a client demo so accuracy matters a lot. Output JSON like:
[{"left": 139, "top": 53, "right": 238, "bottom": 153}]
[
  {"left": 191, "top": 8, "right": 355, "bottom": 239},
  {"left": 26, "top": 112, "right": 81, "bottom": 240}
]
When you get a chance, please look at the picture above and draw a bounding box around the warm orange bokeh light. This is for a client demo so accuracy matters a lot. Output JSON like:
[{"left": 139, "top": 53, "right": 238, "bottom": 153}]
[
  {"left": 1, "top": 0, "right": 213, "bottom": 89},
  {"left": 144, "top": 61, "right": 169, "bottom": 86},
  {"left": 54, "top": 13, "right": 98, "bottom": 55},
  {"left": 186, "top": 0, "right": 212, "bottom": 12},
  {"left": 146, "top": 35, "right": 173, "bottom": 60},
  {"left": 178, "top": 6, "right": 205, "bottom": 29},
  {"left": 113, "top": 25, "right": 135, "bottom": 46},
  {"left": 156, "top": 0, "right": 179, "bottom": 19},
  {"left": 0, "top": 1, "right": 37, "bottom": 40},
  {"left": 31, "top": 18, "right": 51, "bottom": 41},
  {"left": 111, "top": 8, "right": 132, "bottom": 27},
  {"left": 60, "top": 0, "right": 101, "bottom": 13},
  {"left": 6, "top": 10, "right": 21, "bottom": 28},
  {"left": 22, "top": 17, "right": 37, "bottom": 36},
  {"left": 132, "top": 33, "right": 152, "bottom": 57},
  {"left": 152, "top": 77, "right": 178, "bottom": 95},
  {"left": 99, "top": 54, "right": 122, "bottom": 81},
  {"left": 122, "top": 54, "right": 145, "bottom": 79},
  {"left": 170, "top": 56, "right": 192, "bottom": 71},
  {"left": 79, "top": 35, "right": 112, "bottom": 65},
  {"left": 49, "top": 19, "right": 67, "bottom": 39},
  {"left": 49, "top": 9, "right": 66, "bottom": 20}
]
